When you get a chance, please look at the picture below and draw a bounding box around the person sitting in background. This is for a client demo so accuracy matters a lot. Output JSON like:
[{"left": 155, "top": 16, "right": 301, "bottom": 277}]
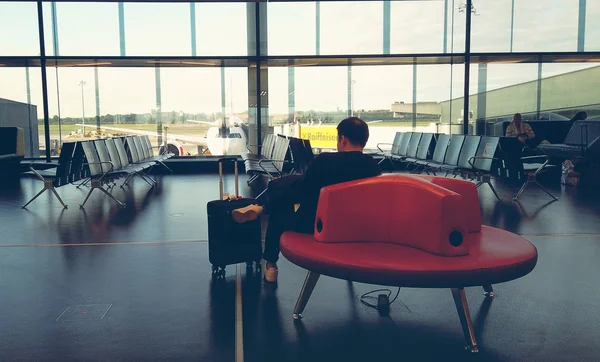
[
  {"left": 506, "top": 113, "right": 539, "bottom": 148},
  {"left": 567, "top": 111, "right": 588, "bottom": 132},
  {"left": 231, "top": 117, "right": 382, "bottom": 283}
]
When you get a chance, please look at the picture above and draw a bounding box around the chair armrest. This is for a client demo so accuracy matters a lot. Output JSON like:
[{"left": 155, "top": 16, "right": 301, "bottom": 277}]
[
  {"left": 376, "top": 142, "right": 394, "bottom": 153},
  {"left": 258, "top": 158, "right": 290, "bottom": 178},
  {"left": 83, "top": 161, "right": 115, "bottom": 180},
  {"left": 467, "top": 156, "right": 500, "bottom": 175},
  {"left": 520, "top": 155, "right": 549, "bottom": 162}
]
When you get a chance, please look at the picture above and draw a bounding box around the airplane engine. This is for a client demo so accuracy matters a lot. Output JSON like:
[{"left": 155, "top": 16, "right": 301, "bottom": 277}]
[{"left": 160, "top": 139, "right": 184, "bottom": 156}]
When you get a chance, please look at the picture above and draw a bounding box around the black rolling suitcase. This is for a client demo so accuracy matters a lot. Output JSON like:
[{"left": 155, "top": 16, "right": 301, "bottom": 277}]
[{"left": 207, "top": 157, "right": 262, "bottom": 278}]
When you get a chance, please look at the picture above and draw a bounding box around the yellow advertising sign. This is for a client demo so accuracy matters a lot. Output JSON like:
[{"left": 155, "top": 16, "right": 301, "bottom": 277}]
[{"left": 299, "top": 125, "right": 338, "bottom": 149}]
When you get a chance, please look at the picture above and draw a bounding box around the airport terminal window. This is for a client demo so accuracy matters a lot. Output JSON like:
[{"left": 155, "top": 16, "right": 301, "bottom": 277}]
[
  {"left": 438, "top": 64, "right": 467, "bottom": 134},
  {"left": 124, "top": 3, "right": 191, "bottom": 56},
  {"left": 585, "top": 0, "right": 600, "bottom": 51},
  {"left": 45, "top": 67, "right": 99, "bottom": 155},
  {"left": 320, "top": 1, "right": 383, "bottom": 55},
  {"left": 470, "top": 0, "right": 513, "bottom": 52},
  {"left": 267, "top": 2, "right": 316, "bottom": 55},
  {"left": 45, "top": 2, "right": 120, "bottom": 56},
  {"left": 512, "top": 1, "right": 579, "bottom": 52},
  {"left": 0, "top": 67, "right": 43, "bottom": 158},
  {"left": 351, "top": 65, "right": 415, "bottom": 150},
  {"left": 390, "top": 0, "right": 446, "bottom": 54},
  {"left": 0, "top": 2, "right": 39, "bottom": 56},
  {"left": 540, "top": 63, "right": 600, "bottom": 119},
  {"left": 5, "top": 0, "right": 600, "bottom": 160},
  {"left": 469, "top": 63, "right": 538, "bottom": 135},
  {"left": 267, "top": 67, "right": 291, "bottom": 126},
  {"left": 295, "top": 66, "right": 348, "bottom": 121},
  {"left": 195, "top": 3, "right": 247, "bottom": 56}
]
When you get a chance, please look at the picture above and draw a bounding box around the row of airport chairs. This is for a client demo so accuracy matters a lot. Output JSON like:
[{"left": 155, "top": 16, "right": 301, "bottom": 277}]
[
  {"left": 22, "top": 135, "right": 172, "bottom": 209},
  {"left": 379, "top": 132, "right": 556, "bottom": 201},
  {"left": 242, "top": 134, "right": 314, "bottom": 185}
]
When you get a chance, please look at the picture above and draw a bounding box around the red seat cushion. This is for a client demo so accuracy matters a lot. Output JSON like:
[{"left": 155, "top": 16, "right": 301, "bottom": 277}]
[{"left": 280, "top": 226, "right": 537, "bottom": 288}]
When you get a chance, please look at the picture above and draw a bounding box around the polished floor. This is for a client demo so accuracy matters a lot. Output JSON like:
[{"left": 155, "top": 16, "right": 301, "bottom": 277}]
[{"left": 0, "top": 172, "right": 599, "bottom": 361}]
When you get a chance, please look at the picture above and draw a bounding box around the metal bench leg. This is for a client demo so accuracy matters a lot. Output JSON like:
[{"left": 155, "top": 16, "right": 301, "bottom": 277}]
[
  {"left": 158, "top": 160, "right": 173, "bottom": 173},
  {"left": 21, "top": 187, "right": 49, "bottom": 209},
  {"left": 514, "top": 180, "right": 530, "bottom": 201},
  {"left": 80, "top": 187, "right": 96, "bottom": 208},
  {"left": 22, "top": 179, "right": 68, "bottom": 209},
  {"left": 483, "top": 285, "right": 495, "bottom": 298},
  {"left": 292, "top": 271, "right": 321, "bottom": 320},
  {"left": 451, "top": 288, "right": 479, "bottom": 353},
  {"left": 534, "top": 181, "right": 558, "bottom": 201},
  {"left": 98, "top": 186, "right": 126, "bottom": 207},
  {"left": 50, "top": 187, "right": 68, "bottom": 209},
  {"left": 476, "top": 175, "right": 501, "bottom": 201},
  {"left": 75, "top": 177, "right": 91, "bottom": 189}
]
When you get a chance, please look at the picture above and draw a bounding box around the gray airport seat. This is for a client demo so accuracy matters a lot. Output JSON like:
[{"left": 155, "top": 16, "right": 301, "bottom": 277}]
[
  {"left": 426, "top": 134, "right": 465, "bottom": 174},
  {"left": 514, "top": 155, "right": 559, "bottom": 202},
  {"left": 416, "top": 134, "right": 450, "bottom": 169},
  {"left": 21, "top": 141, "right": 77, "bottom": 209},
  {"left": 242, "top": 133, "right": 276, "bottom": 162},
  {"left": 466, "top": 136, "right": 501, "bottom": 200},
  {"left": 377, "top": 132, "right": 403, "bottom": 165},
  {"left": 404, "top": 133, "right": 434, "bottom": 171},
  {"left": 79, "top": 140, "right": 127, "bottom": 208},
  {"left": 245, "top": 135, "right": 291, "bottom": 184}
]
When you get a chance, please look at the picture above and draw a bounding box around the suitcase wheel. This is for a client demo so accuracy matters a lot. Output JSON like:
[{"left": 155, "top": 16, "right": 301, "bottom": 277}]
[{"left": 212, "top": 265, "right": 226, "bottom": 278}]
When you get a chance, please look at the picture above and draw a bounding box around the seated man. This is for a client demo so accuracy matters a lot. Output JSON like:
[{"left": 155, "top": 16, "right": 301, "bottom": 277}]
[{"left": 232, "top": 117, "right": 382, "bottom": 282}]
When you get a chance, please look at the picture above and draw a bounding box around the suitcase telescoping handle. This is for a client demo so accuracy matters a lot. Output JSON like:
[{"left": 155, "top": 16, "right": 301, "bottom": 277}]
[{"left": 218, "top": 157, "right": 239, "bottom": 200}]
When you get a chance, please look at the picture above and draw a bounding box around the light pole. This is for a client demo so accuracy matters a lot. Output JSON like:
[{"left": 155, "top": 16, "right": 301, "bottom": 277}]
[
  {"left": 79, "top": 80, "right": 86, "bottom": 135},
  {"left": 351, "top": 80, "right": 356, "bottom": 116}
]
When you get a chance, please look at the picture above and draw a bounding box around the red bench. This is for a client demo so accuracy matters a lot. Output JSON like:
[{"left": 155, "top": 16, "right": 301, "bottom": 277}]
[{"left": 280, "top": 174, "right": 537, "bottom": 352}]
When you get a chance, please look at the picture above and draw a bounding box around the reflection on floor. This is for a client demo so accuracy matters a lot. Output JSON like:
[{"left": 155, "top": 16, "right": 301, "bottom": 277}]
[{"left": 0, "top": 174, "right": 599, "bottom": 361}]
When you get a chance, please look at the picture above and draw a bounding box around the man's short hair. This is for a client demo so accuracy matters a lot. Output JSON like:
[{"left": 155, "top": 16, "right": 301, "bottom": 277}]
[{"left": 337, "top": 117, "right": 369, "bottom": 147}]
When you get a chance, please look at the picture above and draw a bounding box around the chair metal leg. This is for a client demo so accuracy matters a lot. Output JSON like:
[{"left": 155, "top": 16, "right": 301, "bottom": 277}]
[
  {"left": 21, "top": 187, "right": 49, "bottom": 209},
  {"left": 451, "top": 288, "right": 479, "bottom": 353},
  {"left": 292, "top": 271, "right": 321, "bottom": 320},
  {"left": 534, "top": 181, "right": 558, "bottom": 201},
  {"left": 75, "top": 177, "right": 91, "bottom": 189},
  {"left": 158, "top": 160, "right": 173, "bottom": 173},
  {"left": 81, "top": 180, "right": 125, "bottom": 208},
  {"left": 50, "top": 187, "right": 68, "bottom": 209},
  {"left": 98, "top": 187, "right": 126, "bottom": 207},
  {"left": 80, "top": 187, "right": 96, "bottom": 208},
  {"left": 513, "top": 180, "right": 530, "bottom": 201},
  {"left": 482, "top": 285, "right": 494, "bottom": 298}
]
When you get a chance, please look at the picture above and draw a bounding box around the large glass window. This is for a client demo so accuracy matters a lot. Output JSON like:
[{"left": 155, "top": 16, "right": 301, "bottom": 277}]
[
  {"left": 49, "top": 2, "right": 119, "bottom": 56},
  {"left": 352, "top": 65, "right": 414, "bottom": 150},
  {"left": 540, "top": 63, "right": 600, "bottom": 119},
  {"left": 470, "top": 0, "right": 513, "bottom": 52},
  {"left": 0, "top": 2, "right": 39, "bottom": 56},
  {"left": 295, "top": 66, "right": 348, "bottom": 117},
  {"left": 512, "top": 1, "right": 579, "bottom": 52},
  {"left": 0, "top": 67, "right": 42, "bottom": 158},
  {"left": 267, "top": 2, "right": 316, "bottom": 55},
  {"left": 390, "top": 1, "right": 446, "bottom": 54},
  {"left": 125, "top": 3, "right": 191, "bottom": 56},
  {"left": 320, "top": 1, "right": 383, "bottom": 55},
  {"left": 195, "top": 3, "right": 247, "bottom": 56},
  {"left": 585, "top": 0, "right": 600, "bottom": 51}
]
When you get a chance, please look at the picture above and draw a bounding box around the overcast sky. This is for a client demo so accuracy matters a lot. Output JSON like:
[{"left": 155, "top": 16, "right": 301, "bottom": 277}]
[{"left": 1, "top": 0, "right": 599, "bottom": 118}]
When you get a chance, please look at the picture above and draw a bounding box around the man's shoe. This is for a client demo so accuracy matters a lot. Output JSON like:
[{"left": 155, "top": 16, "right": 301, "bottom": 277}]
[
  {"left": 232, "top": 204, "right": 263, "bottom": 224},
  {"left": 264, "top": 263, "right": 278, "bottom": 283}
]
